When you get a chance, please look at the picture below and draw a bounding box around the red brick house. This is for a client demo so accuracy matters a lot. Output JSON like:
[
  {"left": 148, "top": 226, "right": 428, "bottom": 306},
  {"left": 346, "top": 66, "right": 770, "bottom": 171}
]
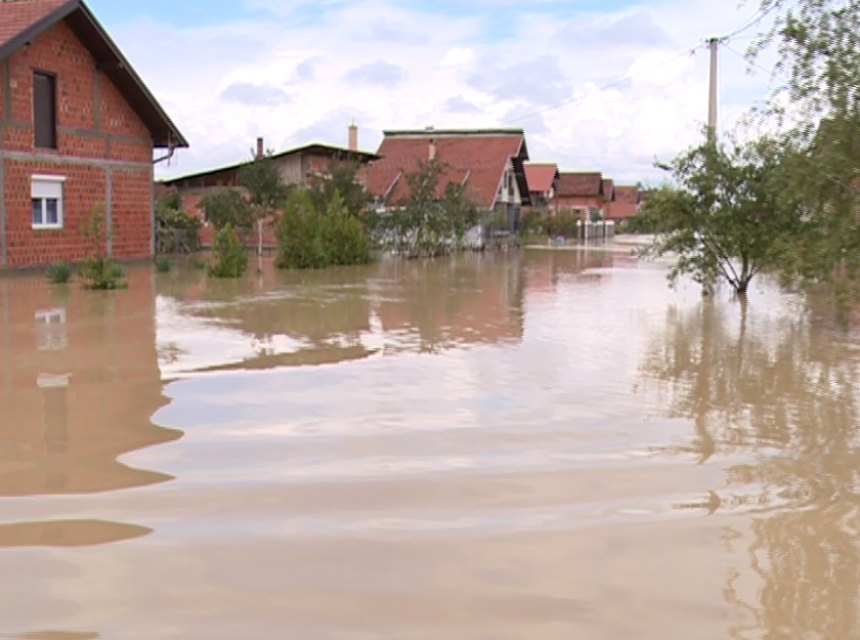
[
  {"left": 0, "top": 0, "right": 188, "bottom": 268},
  {"left": 554, "top": 172, "right": 605, "bottom": 218},
  {"left": 523, "top": 162, "right": 559, "bottom": 214},
  {"left": 607, "top": 185, "right": 641, "bottom": 220},
  {"left": 365, "top": 128, "right": 531, "bottom": 235},
  {"left": 159, "top": 130, "right": 379, "bottom": 246}
]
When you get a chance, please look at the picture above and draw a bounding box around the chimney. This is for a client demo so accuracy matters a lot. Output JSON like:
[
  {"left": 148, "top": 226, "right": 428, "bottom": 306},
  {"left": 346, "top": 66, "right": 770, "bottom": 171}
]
[
  {"left": 256, "top": 136, "right": 264, "bottom": 159},
  {"left": 348, "top": 120, "right": 358, "bottom": 152},
  {"left": 428, "top": 138, "right": 436, "bottom": 161}
]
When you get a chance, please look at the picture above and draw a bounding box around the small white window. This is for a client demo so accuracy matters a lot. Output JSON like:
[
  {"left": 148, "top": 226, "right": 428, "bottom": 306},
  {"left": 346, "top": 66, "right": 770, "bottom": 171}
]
[{"left": 31, "top": 174, "right": 65, "bottom": 230}]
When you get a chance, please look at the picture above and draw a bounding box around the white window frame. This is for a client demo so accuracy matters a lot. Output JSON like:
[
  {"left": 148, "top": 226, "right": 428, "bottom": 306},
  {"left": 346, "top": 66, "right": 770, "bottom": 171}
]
[{"left": 31, "top": 174, "right": 66, "bottom": 230}]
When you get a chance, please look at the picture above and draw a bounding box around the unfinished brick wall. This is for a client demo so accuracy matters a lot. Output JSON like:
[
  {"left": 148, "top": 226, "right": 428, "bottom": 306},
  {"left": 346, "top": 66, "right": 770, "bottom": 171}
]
[{"left": 0, "top": 21, "right": 155, "bottom": 268}]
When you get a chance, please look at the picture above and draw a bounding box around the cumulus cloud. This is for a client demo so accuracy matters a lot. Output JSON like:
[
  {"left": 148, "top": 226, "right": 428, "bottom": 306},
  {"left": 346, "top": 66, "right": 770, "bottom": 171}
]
[
  {"left": 221, "top": 82, "right": 291, "bottom": 105},
  {"left": 342, "top": 60, "right": 407, "bottom": 88},
  {"left": 107, "top": 0, "right": 779, "bottom": 184}
]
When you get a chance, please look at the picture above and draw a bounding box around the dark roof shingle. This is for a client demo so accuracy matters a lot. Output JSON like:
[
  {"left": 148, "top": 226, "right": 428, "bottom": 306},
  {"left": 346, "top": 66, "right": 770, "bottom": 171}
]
[{"left": 556, "top": 172, "right": 604, "bottom": 197}]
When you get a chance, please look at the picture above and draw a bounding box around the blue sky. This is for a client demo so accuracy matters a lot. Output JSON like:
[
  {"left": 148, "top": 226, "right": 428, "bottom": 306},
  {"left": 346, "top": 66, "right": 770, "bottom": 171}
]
[{"left": 82, "top": 0, "right": 780, "bottom": 183}]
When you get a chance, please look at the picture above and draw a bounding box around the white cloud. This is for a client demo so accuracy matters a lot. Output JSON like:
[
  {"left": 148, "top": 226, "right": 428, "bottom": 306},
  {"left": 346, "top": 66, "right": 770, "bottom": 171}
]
[
  {"left": 108, "top": 0, "right": 780, "bottom": 184},
  {"left": 442, "top": 47, "right": 475, "bottom": 66}
]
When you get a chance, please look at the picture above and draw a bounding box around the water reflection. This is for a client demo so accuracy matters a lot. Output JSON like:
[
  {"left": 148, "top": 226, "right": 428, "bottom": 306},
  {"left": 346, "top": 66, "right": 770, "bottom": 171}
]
[
  {"left": 157, "top": 254, "right": 526, "bottom": 375},
  {"left": 0, "top": 269, "right": 180, "bottom": 547},
  {"left": 638, "top": 291, "right": 860, "bottom": 638}
]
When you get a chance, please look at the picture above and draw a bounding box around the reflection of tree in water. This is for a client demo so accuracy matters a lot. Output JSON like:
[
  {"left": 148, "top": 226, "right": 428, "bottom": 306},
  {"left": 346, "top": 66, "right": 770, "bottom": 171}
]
[{"left": 638, "top": 295, "right": 860, "bottom": 639}]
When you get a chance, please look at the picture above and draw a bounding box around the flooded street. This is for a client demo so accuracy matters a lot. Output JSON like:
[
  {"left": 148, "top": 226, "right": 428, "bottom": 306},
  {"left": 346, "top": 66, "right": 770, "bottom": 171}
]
[{"left": 1, "top": 245, "right": 859, "bottom": 639}]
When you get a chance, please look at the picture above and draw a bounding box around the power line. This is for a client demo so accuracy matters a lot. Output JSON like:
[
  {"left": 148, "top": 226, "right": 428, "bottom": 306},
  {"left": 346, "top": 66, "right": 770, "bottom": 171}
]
[
  {"left": 501, "top": 43, "right": 704, "bottom": 125},
  {"left": 722, "top": 41, "right": 788, "bottom": 83},
  {"left": 723, "top": 2, "right": 780, "bottom": 40}
]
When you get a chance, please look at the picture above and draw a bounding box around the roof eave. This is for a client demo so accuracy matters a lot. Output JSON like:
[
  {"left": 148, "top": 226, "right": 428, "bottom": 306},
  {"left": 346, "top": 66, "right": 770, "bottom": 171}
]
[
  {"left": 0, "top": 0, "right": 80, "bottom": 61},
  {"left": 72, "top": 2, "right": 188, "bottom": 148}
]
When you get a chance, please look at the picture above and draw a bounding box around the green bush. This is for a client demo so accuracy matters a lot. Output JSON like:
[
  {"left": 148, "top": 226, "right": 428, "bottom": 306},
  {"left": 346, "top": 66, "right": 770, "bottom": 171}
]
[
  {"left": 275, "top": 190, "right": 371, "bottom": 270},
  {"left": 79, "top": 207, "right": 126, "bottom": 290},
  {"left": 45, "top": 261, "right": 72, "bottom": 284},
  {"left": 208, "top": 223, "right": 248, "bottom": 278},
  {"left": 155, "top": 256, "right": 172, "bottom": 273}
]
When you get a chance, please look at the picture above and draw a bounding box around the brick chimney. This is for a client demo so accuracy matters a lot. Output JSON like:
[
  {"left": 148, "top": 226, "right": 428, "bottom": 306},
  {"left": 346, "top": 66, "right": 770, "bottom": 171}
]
[
  {"left": 428, "top": 137, "right": 436, "bottom": 161},
  {"left": 256, "top": 136, "right": 264, "bottom": 159},
  {"left": 348, "top": 120, "right": 358, "bottom": 152}
]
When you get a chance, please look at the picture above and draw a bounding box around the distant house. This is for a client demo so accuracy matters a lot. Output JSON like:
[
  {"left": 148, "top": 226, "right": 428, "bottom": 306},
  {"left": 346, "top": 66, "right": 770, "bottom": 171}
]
[
  {"left": 523, "top": 162, "right": 560, "bottom": 213},
  {"left": 602, "top": 178, "right": 615, "bottom": 216},
  {"left": 158, "top": 125, "right": 379, "bottom": 245},
  {"left": 555, "top": 172, "right": 605, "bottom": 219},
  {"left": 365, "top": 128, "right": 531, "bottom": 240},
  {"left": 607, "top": 185, "right": 641, "bottom": 220},
  {"left": 0, "top": 0, "right": 188, "bottom": 268}
]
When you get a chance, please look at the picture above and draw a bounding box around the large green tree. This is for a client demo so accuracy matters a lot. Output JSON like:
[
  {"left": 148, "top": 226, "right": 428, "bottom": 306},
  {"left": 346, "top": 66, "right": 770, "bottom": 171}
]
[
  {"left": 744, "top": 0, "right": 860, "bottom": 289},
  {"left": 639, "top": 132, "right": 803, "bottom": 295}
]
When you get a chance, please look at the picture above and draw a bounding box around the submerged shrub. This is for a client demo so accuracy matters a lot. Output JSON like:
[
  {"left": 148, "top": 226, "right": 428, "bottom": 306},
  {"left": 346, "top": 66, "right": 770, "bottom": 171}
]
[
  {"left": 45, "top": 261, "right": 72, "bottom": 284},
  {"left": 155, "top": 256, "right": 172, "bottom": 273},
  {"left": 79, "top": 206, "right": 127, "bottom": 290},
  {"left": 208, "top": 223, "right": 248, "bottom": 278},
  {"left": 275, "top": 190, "right": 371, "bottom": 270}
]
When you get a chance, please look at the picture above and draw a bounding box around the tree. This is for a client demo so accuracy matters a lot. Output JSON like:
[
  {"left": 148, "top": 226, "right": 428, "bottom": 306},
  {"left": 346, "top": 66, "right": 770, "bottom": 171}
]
[
  {"left": 198, "top": 187, "right": 253, "bottom": 237},
  {"left": 744, "top": 1, "right": 860, "bottom": 291},
  {"left": 238, "top": 150, "right": 290, "bottom": 258},
  {"left": 208, "top": 222, "right": 248, "bottom": 278},
  {"left": 638, "top": 131, "right": 803, "bottom": 295},
  {"left": 370, "top": 158, "right": 480, "bottom": 258},
  {"left": 275, "top": 188, "right": 371, "bottom": 270},
  {"left": 307, "top": 158, "right": 372, "bottom": 219}
]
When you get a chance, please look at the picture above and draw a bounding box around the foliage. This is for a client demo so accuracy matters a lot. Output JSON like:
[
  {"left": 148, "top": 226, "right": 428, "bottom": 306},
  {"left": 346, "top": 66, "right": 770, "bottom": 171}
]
[
  {"left": 638, "top": 132, "right": 803, "bottom": 295},
  {"left": 45, "top": 261, "right": 72, "bottom": 284},
  {"left": 369, "top": 158, "right": 480, "bottom": 258},
  {"left": 239, "top": 150, "right": 291, "bottom": 256},
  {"left": 744, "top": 0, "right": 860, "bottom": 293},
  {"left": 307, "top": 158, "right": 373, "bottom": 218},
  {"left": 208, "top": 223, "right": 248, "bottom": 278},
  {"left": 155, "top": 192, "right": 200, "bottom": 254},
  {"left": 275, "top": 189, "right": 371, "bottom": 270},
  {"left": 199, "top": 187, "right": 254, "bottom": 236},
  {"left": 79, "top": 206, "right": 126, "bottom": 290},
  {"left": 155, "top": 256, "right": 172, "bottom": 273}
]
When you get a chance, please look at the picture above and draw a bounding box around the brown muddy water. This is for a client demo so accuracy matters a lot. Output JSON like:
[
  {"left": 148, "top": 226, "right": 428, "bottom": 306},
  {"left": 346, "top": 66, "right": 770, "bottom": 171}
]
[{"left": 0, "top": 244, "right": 858, "bottom": 639}]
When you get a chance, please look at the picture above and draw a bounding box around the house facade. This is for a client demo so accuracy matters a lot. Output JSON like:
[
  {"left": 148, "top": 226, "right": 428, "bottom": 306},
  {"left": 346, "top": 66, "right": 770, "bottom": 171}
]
[
  {"left": 523, "top": 162, "right": 559, "bottom": 214},
  {"left": 365, "top": 128, "right": 531, "bottom": 239},
  {"left": 0, "top": 0, "right": 187, "bottom": 268},
  {"left": 606, "top": 185, "right": 641, "bottom": 220},
  {"left": 554, "top": 172, "right": 605, "bottom": 219},
  {"left": 159, "top": 131, "right": 379, "bottom": 246}
]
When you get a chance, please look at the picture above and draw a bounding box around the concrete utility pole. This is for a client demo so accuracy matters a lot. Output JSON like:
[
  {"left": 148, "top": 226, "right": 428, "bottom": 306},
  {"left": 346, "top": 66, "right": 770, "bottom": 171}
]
[{"left": 707, "top": 37, "right": 720, "bottom": 141}]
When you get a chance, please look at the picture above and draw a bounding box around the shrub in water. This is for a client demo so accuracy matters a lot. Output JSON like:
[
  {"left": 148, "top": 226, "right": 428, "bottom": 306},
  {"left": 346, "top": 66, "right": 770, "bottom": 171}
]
[
  {"left": 208, "top": 223, "right": 248, "bottom": 278},
  {"left": 45, "top": 261, "right": 72, "bottom": 284},
  {"left": 79, "top": 207, "right": 127, "bottom": 290},
  {"left": 275, "top": 190, "right": 371, "bottom": 270},
  {"left": 155, "top": 256, "right": 172, "bottom": 273}
]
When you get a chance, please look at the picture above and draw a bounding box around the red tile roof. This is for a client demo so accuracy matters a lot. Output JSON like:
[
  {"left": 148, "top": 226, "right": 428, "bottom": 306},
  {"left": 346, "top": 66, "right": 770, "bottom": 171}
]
[
  {"left": 0, "top": 0, "right": 70, "bottom": 50},
  {"left": 556, "top": 172, "right": 604, "bottom": 197},
  {"left": 615, "top": 185, "right": 640, "bottom": 204},
  {"left": 524, "top": 163, "right": 559, "bottom": 194},
  {"left": 366, "top": 130, "right": 528, "bottom": 209},
  {"left": 0, "top": 0, "right": 187, "bottom": 148}
]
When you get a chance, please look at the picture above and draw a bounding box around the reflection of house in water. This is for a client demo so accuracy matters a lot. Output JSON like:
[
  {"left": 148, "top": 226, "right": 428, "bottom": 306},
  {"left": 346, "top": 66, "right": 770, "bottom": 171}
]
[
  {"left": 0, "top": 268, "right": 181, "bottom": 498},
  {"left": 523, "top": 247, "right": 632, "bottom": 299},
  {"left": 372, "top": 254, "right": 525, "bottom": 352},
  {"left": 156, "top": 255, "right": 525, "bottom": 374}
]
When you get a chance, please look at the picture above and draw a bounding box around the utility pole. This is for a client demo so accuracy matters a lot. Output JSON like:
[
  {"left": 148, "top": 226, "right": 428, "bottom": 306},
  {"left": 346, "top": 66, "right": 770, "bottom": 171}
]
[{"left": 707, "top": 37, "right": 720, "bottom": 142}]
